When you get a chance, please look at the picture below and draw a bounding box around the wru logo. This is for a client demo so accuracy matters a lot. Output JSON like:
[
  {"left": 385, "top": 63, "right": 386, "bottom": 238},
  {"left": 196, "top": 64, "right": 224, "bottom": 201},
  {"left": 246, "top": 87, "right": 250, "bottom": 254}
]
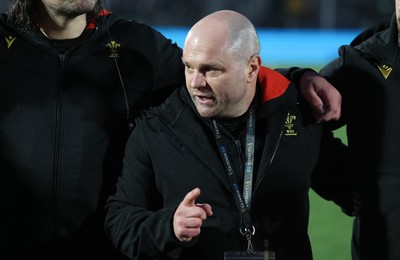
[
  {"left": 284, "top": 112, "right": 297, "bottom": 136},
  {"left": 106, "top": 40, "right": 121, "bottom": 58}
]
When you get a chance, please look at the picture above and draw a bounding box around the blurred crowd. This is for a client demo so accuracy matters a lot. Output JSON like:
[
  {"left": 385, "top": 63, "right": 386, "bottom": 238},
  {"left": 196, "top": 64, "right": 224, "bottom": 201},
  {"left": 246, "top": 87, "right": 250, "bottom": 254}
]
[
  {"left": 106, "top": 0, "right": 393, "bottom": 29},
  {"left": 0, "top": 0, "right": 394, "bottom": 29}
]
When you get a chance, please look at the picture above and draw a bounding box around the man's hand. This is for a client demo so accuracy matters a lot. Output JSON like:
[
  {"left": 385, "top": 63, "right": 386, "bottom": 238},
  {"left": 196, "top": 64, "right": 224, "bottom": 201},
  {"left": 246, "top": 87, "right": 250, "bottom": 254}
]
[
  {"left": 300, "top": 70, "right": 342, "bottom": 123},
  {"left": 173, "top": 188, "right": 213, "bottom": 243}
]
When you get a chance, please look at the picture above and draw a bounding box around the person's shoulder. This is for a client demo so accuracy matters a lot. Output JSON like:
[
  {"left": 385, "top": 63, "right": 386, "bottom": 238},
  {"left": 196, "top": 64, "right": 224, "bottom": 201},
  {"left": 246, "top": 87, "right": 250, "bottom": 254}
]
[
  {"left": 338, "top": 16, "right": 395, "bottom": 67},
  {"left": 105, "top": 14, "right": 159, "bottom": 35},
  {"left": 135, "top": 87, "right": 187, "bottom": 124},
  {"left": 349, "top": 14, "right": 395, "bottom": 57},
  {"left": 0, "top": 13, "right": 19, "bottom": 40},
  {"left": 0, "top": 13, "right": 7, "bottom": 23},
  {"left": 104, "top": 14, "right": 174, "bottom": 51},
  {"left": 350, "top": 20, "right": 391, "bottom": 47},
  {"left": 0, "top": 13, "right": 11, "bottom": 31}
]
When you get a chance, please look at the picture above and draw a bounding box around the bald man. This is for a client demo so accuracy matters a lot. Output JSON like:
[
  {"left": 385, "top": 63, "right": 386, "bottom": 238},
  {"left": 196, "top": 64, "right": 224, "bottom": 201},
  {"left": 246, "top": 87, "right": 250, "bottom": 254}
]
[{"left": 105, "top": 10, "right": 334, "bottom": 260}]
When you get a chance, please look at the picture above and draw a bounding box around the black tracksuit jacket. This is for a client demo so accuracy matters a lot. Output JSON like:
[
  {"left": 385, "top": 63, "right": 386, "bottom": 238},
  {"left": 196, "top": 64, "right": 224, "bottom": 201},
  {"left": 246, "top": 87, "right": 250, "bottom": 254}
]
[
  {"left": 0, "top": 11, "right": 184, "bottom": 259},
  {"left": 312, "top": 13, "right": 400, "bottom": 260},
  {"left": 105, "top": 68, "right": 323, "bottom": 260}
]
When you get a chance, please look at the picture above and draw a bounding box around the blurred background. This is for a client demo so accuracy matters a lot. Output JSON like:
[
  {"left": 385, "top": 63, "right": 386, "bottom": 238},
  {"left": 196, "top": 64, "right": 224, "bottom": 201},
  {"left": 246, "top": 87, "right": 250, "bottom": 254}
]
[
  {"left": 0, "top": 0, "right": 393, "bottom": 28},
  {"left": 106, "top": 0, "right": 393, "bottom": 29},
  {"left": 0, "top": 1, "right": 394, "bottom": 259},
  {"left": 1, "top": 0, "right": 393, "bottom": 68}
]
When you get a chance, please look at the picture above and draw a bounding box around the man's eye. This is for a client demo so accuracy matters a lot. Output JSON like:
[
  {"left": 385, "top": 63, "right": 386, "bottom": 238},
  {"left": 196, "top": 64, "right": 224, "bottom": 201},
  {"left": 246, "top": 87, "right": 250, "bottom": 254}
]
[
  {"left": 184, "top": 65, "right": 194, "bottom": 72},
  {"left": 206, "top": 69, "right": 221, "bottom": 77}
]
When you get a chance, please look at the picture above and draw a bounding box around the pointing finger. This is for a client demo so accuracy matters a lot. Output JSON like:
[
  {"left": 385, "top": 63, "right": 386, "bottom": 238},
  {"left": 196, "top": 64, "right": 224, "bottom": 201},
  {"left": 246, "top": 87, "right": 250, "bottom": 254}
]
[{"left": 181, "top": 188, "right": 201, "bottom": 207}]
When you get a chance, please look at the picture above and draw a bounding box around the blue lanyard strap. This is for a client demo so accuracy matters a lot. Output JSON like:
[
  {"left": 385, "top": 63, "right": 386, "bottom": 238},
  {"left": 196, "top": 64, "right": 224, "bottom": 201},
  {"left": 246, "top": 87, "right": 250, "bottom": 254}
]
[
  {"left": 243, "top": 106, "right": 255, "bottom": 209},
  {"left": 211, "top": 106, "right": 256, "bottom": 252}
]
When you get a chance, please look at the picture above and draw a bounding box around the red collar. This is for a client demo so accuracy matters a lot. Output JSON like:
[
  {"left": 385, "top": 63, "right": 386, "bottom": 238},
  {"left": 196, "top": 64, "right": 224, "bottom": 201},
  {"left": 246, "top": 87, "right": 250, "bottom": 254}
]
[
  {"left": 258, "top": 66, "right": 290, "bottom": 102},
  {"left": 86, "top": 9, "right": 112, "bottom": 30}
]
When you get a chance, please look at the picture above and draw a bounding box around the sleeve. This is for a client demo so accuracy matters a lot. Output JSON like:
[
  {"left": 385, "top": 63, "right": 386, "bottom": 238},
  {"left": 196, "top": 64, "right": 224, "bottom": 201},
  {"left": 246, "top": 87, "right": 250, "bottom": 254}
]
[
  {"left": 312, "top": 127, "right": 355, "bottom": 216},
  {"left": 119, "top": 21, "right": 186, "bottom": 124},
  {"left": 274, "top": 67, "right": 315, "bottom": 85},
  {"left": 311, "top": 46, "right": 359, "bottom": 216},
  {"left": 147, "top": 26, "right": 185, "bottom": 107},
  {"left": 319, "top": 46, "right": 356, "bottom": 128},
  {"left": 104, "top": 118, "right": 184, "bottom": 259}
]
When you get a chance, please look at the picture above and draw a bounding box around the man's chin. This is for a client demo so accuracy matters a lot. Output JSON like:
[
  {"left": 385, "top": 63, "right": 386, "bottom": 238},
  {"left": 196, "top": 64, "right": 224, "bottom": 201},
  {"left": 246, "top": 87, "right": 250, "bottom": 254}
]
[{"left": 197, "top": 108, "right": 216, "bottom": 118}]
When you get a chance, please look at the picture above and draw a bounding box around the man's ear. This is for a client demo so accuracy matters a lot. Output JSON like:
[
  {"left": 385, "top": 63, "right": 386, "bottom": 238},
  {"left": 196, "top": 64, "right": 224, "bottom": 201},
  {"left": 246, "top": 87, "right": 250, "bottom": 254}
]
[{"left": 247, "top": 55, "right": 261, "bottom": 82}]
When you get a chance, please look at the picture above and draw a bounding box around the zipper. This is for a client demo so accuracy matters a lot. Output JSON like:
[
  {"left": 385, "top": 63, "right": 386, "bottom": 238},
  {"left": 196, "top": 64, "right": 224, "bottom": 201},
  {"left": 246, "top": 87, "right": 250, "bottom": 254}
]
[
  {"left": 59, "top": 53, "right": 66, "bottom": 69},
  {"left": 49, "top": 52, "right": 66, "bottom": 240},
  {"left": 253, "top": 108, "right": 288, "bottom": 192},
  {"left": 234, "top": 139, "right": 242, "bottom": 154},
  {"left": 253, "top": 129, "right": 283, "bottom": 192}
]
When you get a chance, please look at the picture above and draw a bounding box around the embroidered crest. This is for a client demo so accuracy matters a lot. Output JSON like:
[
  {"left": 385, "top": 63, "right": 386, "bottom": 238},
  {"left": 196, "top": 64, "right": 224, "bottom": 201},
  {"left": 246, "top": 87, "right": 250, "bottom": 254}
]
[
  {"left": 5, "top": 35, "right": 16, "bottom": 49},
  {"left": 377, "top": 64, "right": 392, "bottom": 79},
  {"left": 106, "top": 40, "right": 120, "bottom": 58},
  {"left": 284, "top": 112, "right": 297, "bottom": 136}
]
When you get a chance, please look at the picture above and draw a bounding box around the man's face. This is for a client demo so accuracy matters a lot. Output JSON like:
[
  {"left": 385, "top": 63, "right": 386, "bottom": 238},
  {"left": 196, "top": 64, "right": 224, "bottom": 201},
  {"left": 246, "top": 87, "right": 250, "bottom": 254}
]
[
  {"left": 182, "top": 34, "right": 250, "bottom": 119},
  {"left": 41, "top": 0, "right": 98, "bottom": 17}
]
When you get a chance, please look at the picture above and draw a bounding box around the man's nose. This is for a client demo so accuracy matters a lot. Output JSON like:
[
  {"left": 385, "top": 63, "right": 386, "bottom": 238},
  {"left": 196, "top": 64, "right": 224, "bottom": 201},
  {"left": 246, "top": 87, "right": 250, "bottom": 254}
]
[{"left": 190, "top": 71, "right": 206, "bottom": 88}]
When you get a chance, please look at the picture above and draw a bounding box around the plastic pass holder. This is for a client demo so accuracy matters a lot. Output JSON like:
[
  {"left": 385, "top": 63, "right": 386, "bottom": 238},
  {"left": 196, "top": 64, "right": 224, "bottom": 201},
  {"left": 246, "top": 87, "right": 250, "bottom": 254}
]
[
  {"left": 225, "top": 234, "right": 275, "bottom": 260},
  {"left": 224, "top": 250, "right": 275, "bottom": 260}
]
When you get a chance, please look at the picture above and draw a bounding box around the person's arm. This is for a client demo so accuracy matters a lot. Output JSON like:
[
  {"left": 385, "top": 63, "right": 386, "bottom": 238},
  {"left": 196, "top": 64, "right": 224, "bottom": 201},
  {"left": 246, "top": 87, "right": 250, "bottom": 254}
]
[
  {"left": 104, "top": 117, "right": 184, "bottom": 259},
  {"left": 121, "top": 21, "right": 185, "bottom": 124},
  {"left": 272, "top": 67, "right": 341, "bottom": 123},
  {"left": 150, "top": 26, "right": 185, "bottom": 104},
  {"left": 312, "top": 127, "right": 356, "bottom": 216},
  {"left": 306, "top": 51, "right": 358, "bottom": 216}
]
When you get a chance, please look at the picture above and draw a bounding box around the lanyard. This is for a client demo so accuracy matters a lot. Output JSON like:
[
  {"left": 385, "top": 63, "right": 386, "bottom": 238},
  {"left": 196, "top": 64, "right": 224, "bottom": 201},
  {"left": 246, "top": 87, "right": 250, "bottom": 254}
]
[{"left": 211, "top": 106, "right": 256, "bottom": 253}]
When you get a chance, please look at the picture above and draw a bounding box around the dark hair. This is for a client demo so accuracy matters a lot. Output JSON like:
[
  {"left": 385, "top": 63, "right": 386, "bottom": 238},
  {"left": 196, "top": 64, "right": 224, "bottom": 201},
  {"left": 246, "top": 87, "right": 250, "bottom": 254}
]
[
  {"left": 7, "top": 0, "right": 34, "bottom": 31},
  {"left": 8, "top": 0, "right": 102, "bottom": 32}
]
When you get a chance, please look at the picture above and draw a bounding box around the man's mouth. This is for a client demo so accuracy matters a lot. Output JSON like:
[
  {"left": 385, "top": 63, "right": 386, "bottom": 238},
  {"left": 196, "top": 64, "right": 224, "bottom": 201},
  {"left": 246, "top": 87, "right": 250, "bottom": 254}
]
[{"left": 196, "top": 95, "right": 215, "bottom": 105}]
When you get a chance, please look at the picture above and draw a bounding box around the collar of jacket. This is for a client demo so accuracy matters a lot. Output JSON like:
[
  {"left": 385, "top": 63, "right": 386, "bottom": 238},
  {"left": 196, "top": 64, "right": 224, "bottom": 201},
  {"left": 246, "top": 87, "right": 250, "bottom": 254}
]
[
  {"left": 86, "top": 8, "right": 112, "bottom": 30},
  {"left": 257, "top": 66, "right": 291, "bottom": 104},
  {"left": 354, "top": 13, "right": 399, "bottom": 65}
]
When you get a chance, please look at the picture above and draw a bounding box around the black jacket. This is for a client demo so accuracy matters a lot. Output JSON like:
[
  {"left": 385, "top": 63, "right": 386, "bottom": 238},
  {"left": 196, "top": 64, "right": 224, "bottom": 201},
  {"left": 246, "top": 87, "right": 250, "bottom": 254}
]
[
  {"left": 105, "top": 68, "right": 323, "bottom": 260},
  {"left": 0, "top": 11, "right": 184, "bottom": 259},
  {"left": 315, "top": 14, "right": 400, "bottom": 260}
]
